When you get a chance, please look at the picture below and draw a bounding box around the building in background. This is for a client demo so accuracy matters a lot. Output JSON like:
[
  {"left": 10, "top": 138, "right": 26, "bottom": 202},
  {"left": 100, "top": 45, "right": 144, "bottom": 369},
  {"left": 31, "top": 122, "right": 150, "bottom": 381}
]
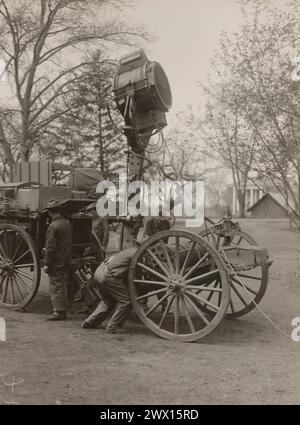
[
  {"left": 232, "top": 183, "right": 263, "bottom": 217},
  {"left": 247, "top": 192, "right": 290, "bottom": 218}
]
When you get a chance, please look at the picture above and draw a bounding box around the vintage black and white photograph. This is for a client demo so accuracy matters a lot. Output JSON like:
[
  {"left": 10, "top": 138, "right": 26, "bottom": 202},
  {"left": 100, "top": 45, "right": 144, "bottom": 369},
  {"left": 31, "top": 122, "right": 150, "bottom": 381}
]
[{"left": 0, "top": 0, "right": 300, "bottom": 407}]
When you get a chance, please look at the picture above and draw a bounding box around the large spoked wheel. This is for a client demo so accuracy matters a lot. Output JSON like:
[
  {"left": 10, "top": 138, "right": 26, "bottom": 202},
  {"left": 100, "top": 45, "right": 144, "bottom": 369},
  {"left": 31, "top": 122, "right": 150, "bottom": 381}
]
[
  {"left": 200, "top": 229, "right": 268, "bottom": 319},
  {"left": 128, "top": 230, "right": 230, "bottom": 342},
  {"left": 0, "top": 224, "right": 40, "bottom": 310}
]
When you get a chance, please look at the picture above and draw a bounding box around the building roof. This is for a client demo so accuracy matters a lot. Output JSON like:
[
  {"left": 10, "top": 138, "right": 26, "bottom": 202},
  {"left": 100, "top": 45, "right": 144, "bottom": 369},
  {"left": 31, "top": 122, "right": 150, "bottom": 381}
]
[{"left": 247, "top": 192, "right": 292, "bottom": 212}]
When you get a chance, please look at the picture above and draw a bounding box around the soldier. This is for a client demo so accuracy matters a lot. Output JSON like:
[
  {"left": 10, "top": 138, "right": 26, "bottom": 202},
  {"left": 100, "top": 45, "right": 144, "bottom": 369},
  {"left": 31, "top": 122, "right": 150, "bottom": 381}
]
[
  {"left": 87, "top": 203, "right": 109, "bottom": 250},
  {"left": 80, "top": 210, "right": 175, "bottom": 333},
  {"left": 81, "top": 247, "right": 137, "bottom": 333},
  {"left": 44, "top": 198, "right": 72, "bottom": 321}
]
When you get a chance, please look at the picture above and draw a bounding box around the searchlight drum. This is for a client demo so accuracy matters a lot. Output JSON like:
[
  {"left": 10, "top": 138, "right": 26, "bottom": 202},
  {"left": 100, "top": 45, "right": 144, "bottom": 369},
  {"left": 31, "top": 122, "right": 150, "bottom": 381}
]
[{"left": 112, "top": 50, "right": 172, "bottom": 151}]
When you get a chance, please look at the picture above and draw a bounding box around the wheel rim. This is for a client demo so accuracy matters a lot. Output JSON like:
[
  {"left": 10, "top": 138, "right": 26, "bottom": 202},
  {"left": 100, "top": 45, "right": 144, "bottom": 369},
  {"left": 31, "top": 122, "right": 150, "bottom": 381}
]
[
  {"left": 200, "top": 229, "right": 268, "bottom": 319},
  {"left": 128, "top": 230, "right": 230, "bottom": 342},
  {"left": 0, "top": 224, "right": 40, "bottom": 309}
]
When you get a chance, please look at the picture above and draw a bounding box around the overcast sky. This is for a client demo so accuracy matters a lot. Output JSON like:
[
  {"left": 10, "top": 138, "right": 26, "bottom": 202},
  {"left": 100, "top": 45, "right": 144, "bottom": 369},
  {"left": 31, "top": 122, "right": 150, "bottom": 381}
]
[{"left": 125, "top": 0, "right": 243, "bottom": 121}]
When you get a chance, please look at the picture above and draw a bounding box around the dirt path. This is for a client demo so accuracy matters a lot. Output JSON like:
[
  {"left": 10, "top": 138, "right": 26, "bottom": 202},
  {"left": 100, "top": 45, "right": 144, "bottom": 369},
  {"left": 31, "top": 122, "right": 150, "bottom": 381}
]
[{"left": 1, "top": 220, "right": 300, "bottom": 405}]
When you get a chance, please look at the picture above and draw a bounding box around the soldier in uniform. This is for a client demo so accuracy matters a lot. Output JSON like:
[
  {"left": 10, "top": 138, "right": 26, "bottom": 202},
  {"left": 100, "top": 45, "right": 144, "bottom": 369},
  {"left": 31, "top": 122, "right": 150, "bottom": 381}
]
[
  {"left": 88, "top": 203, "right": 109, "bottom": 250},
  {"left": 80, "top": 208, "right": 175, "bottom": 333},
  {"left": 44, "top": 198, "right": 72, "bottom": 321},
  {"left": 81, "top": 247, "right": 137, "bottom": 333}
]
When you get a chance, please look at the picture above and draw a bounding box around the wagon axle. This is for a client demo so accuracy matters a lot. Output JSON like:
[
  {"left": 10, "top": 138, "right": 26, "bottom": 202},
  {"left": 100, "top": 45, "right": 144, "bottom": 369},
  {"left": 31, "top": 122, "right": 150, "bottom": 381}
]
[{"left": 167, "top": 276, "right": 186, "bottom": 294}]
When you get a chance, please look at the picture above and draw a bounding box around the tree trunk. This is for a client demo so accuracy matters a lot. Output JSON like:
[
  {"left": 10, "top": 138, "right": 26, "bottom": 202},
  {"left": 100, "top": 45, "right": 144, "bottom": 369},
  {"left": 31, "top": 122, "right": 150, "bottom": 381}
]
[
  {"left": 0, "top": 120, "right": 14, "bottom": 165},
  {"left": 237, "top": 188, "right": 246, "bottom": 218},
  {"left": 97, "top": 78, "right": 104, "bottom": 175}
]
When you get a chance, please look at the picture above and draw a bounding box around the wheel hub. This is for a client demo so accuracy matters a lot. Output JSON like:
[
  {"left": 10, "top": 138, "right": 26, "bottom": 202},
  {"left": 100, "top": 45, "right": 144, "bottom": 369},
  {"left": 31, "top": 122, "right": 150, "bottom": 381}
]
[
  {"left": 1, "top": 261, "right": 14, "bottom": 272},
  {"left": 168, "top": 275, "right": 186, "bottom": 294}
]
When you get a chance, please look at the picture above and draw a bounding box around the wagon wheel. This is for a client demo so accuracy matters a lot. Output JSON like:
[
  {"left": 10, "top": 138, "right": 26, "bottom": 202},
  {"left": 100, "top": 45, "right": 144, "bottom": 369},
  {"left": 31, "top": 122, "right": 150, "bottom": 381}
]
[
  {"left": 128, "top": 230, "right": 230, "bottom": 342},
  {"left": 0, "top": 224, "right": 40, "bottom": 310},
  {"left": 199, "top": 229, "right": 268, "bottom": 319},
  {"left": 71, "top": 232, "right": 105, "bottom": 303}
]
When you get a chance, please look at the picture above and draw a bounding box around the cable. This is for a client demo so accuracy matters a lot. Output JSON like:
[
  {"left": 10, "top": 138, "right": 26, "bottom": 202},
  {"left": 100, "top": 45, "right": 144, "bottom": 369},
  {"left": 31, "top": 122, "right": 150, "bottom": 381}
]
[
  {"left": 144, "top": 131, "right": 164, "bottom": 154},
  {"left": 106, "top": 104, "right": 125, "bottom": 136}
]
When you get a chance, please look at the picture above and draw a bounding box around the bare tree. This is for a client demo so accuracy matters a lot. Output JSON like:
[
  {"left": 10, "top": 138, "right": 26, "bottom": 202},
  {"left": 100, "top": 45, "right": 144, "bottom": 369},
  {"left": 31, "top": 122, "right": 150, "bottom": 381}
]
[
  {"left": 147, "top": 111, "right": 209, "bottom": 183},
  {"left": 0, "top": 0, "right": 145, "bottom": 166},
  {"left": 200, "top": 0, "right": 300, "bottom": 216},
  {"left": 39, "top": 49, "right": 126, "bottom": 177},
  {"left": 199, "top": 81, "right": 258, "bottom": 218}
]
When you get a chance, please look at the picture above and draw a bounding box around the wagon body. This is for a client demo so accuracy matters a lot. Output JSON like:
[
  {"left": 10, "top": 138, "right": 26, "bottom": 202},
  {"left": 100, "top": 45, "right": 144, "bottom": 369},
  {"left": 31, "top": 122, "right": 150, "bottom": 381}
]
[{"left": 0, "top": 182, "right": 103, "bottom": 310}]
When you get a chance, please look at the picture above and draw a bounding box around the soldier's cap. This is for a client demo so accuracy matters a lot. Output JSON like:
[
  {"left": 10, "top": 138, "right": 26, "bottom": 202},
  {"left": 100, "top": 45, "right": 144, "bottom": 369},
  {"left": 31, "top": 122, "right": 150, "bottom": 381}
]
[{"left": 46, "top": 198, "right": 61, "bottom": 210}]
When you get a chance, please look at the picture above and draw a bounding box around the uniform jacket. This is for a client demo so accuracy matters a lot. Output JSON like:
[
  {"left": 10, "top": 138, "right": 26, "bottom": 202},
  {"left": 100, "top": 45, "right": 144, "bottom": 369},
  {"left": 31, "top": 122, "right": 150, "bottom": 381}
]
[
  {"left": 45, "top": 216, "right": 72, "bottom": 269},
  {"left": 94, "top": 247, "right": 137, "bottom": 283}
]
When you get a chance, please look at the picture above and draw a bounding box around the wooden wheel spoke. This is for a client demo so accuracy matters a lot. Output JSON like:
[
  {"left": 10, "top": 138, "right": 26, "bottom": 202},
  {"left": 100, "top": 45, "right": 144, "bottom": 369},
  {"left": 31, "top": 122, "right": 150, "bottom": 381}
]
[
  {"left": 158, "top": 295, "right": 174, "bottom": 328},
  {"left": 175, "top": 236, "right": 180, "bottom": 273},
  {"left": 159, "top": 241, "right": 175, "bottom": 274},
  {"left": 180, "top": 241, "right": 196, "bottom": 276},
  {"left": 136, "top": 287, "right": 167, "bottom": 301},
  {"left": 145, "top": 292, "right": 170, "bottom": 317},
  {"left": 235, "top": 273, "right": 262, "bottom": 281},
  {"left": 14, "top": 263, "right": 34, "bottom": 269},
  {"left": 231, "top": 276, "right": 258, "bottom": 296},
  {"left": 8, "top": 275, "right": 15, "bottom": 305},
  {"left": 133, "top": 279, "right": 167, "bottom": 287},
  {"left": 0, "top": 241, "right": 7, "bottom": 260},
  {"left": 13, "top": 276, "right": 26, "bottom": 301},
  {"left": 180, "top": 295, "right": 195, "bottom": 333},
  {"left": 185, "top": 293, "right": 210, "bottom": 325},
  {"left": 186, "top": 284, "right": 223, "bottom": 292},
  {"left": 0, "top": 273, "right": 6, "bottom": 289},
  {"left": 231, "top": 283, "right": 249, "bottom": 307},
  {"left": 145, "top": 248, "right": 169, "bottom": 276},
  {"left": 13, "top": 249, "right": 31, "bottom": 265},
  {"left": 183, "top": 252, "right": 209, "bottom": 279},
  {"left": 186, "top": 289, "right": 220, "bottom": 312},
  {"left": 174, "top": 296, "right": 180, "bottom": 334},
  {"left": 14, "top": 273, "right": 31, "bottom": 293},
  {"left": 136, "top": 262, "right": 168, "bottom": 282},
  {"left": 203, "top": 281, "right": 219, "bottom": 306},
  {"left": 11, "top": 236, "right": 25, "bottom": 261},
  {"left": 195, "top": 278, "right": 218, "bottom": 293},
  {"left": 14, "top": 269, "right": 34, "bottom": 281},
  {"left": 185, "top": 269, "right": 219, "bottom": 285}
]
